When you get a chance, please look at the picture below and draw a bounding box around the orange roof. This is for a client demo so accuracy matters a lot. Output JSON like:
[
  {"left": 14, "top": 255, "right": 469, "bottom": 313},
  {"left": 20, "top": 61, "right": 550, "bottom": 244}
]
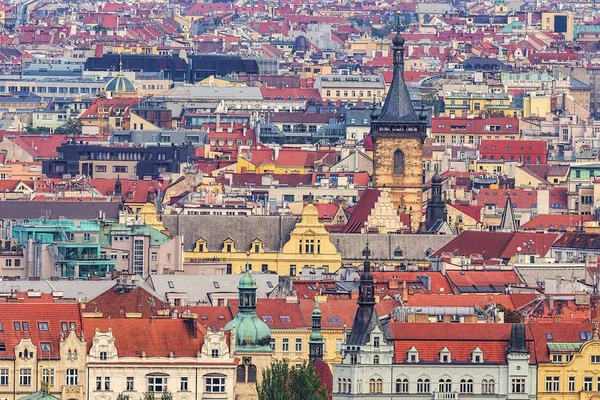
[
  {"left": 299, "top": 298, "right": 356, "bottom": 329},
  {"left": 86, "top": 286, "right": 169, "bottom": 319},
  {"left": 446, "top": 271, "right": 522, "bottom": 292},
  {"left": 7, "top": 135, "right": 69, "bottom": 159},
  {"left": 521, "top": 214, "right": 594, "bottom": 231},
  {"left": 83, "top": 318, "right": 205, "bottom": 358},
  {"left": 229, "top": 298, "right": 306, "bottom": 329},
  {"left": 89, "top": 178, "right": 168, "bottom": 203},
  {"left": 404, "top": 293, "right": 515, "bottom": 309},
  {"left": 0, "top": 302, "right": 83, "bottom": 357}
]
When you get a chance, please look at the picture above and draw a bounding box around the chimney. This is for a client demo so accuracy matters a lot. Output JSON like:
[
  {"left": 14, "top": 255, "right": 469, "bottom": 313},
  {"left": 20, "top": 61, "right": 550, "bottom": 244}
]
[
  {"left": 216, "top": 113, "right": 221, "bottom": 129},
  {"left": 547, "top": 295, "right": 554, "bottom": 311},
  {"left": 182, "top": 312, "right": 198, "bottom": 339},
  {"left": 402, "top": 281, "right": 408, "bottom": 302}
]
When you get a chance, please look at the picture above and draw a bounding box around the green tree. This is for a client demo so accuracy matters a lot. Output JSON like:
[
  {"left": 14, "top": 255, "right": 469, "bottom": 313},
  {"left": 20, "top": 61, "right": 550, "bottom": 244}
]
[
  {"left": 496, "top": 304, "right": 522, "bottom": 323},
  {"left": 161, "top": 391, "right": 173, "bottom": 400},
  {"left": 142, "top": 393, "right": 155, "bottom": 400},
  {"left": 54, "top": 118, "right": 82, "bottom": 134},
  {"left": 257, "top": 360, "right": 327, "bottom": 400}
]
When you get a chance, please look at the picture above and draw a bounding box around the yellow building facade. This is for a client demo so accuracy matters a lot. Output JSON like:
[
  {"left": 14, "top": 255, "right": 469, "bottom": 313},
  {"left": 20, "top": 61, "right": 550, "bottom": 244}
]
[
  {"left": 538, "top": 336, "right": 600, "bottom": 400},
  {"left": 185, "top": 205, "right": 342, "bottom": 276},
  {"left": 444, "top": 92, "right": 520, "bottom": 118}
]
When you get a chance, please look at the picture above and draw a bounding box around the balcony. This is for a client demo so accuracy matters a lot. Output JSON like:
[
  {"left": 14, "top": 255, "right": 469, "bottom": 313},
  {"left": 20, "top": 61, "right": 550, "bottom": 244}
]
[{"left": 434, "top": 392, "right": 458, "bottom": 400}]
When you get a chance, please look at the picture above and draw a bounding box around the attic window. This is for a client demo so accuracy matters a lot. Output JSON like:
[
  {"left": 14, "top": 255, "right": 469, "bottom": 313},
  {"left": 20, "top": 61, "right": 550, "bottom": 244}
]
[
  {"left": 266, "top": 281, "right": 273, "bottom": 288},
  {"left": 38, "top": 322, "right": 49, "bottom": 331},
  {"left": 580, "top": 332, "right": 592, "bottom": 340},
  {"left": 213, "top": 282, "right": 220, "bottom": 289},
  {"left": 394, "top": 248, "right": 403, "bottom": 257},
  {"left": 280, "top": 316, "right": 292, "bottom": 323},
  {"left": 218, "top": 316, "right": 225, "bottom": 320},
  {"left": 262, "top": 316, "right": 273, "bottom": 323},
  {"left": 546, "top": 333, "right": 553, "bottom": 340},
  {"left": 0, "top": 342, "right": 5, "bottom": 352},
  {"left": 328, "top": 317, "right": 341, "bottom": 323},
  {"left": 201, "top": 316, "right": 208, "bottom": 320},
  {"left": 168, "top": 281, "right": 174, "bottom": 289},
  {"left": 14, "top": 322, "right": 20, "bottom": 331}
]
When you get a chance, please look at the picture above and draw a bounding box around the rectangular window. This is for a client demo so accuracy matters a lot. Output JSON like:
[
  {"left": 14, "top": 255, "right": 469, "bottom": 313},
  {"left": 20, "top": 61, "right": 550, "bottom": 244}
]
[
  {"left": 147, "top": 376, "right": 166, "bottom": 392},
  {"left": 180, "top": 377, "right": 189, "bottom": 391},
  {"left": 282, "top": 338, "right": 289, "bottom": 352},
  {"left": 14, "top": 322, "right": 20, "bottom": 331},
  {"left": 104, "top": 377, "right": 110, "bottom": 391},
  {"left": 134, "top": 239, "right": 144, "bottom": 275},
  {"left": 552, "top": 354, "right": 562, "bottom": 362},
  {"left": 546, "top": 376, "right": 559, "bottom": 392},
  {"left": 95, "top": 165, "right": 107, "bottom": 173},
  {"left": 113, "top": 166, "right": 128, "bottom": 173},
  {"left": 96, "top": 377, "right": 102, "bottom": 391},
  {"left": 512, "top": 379, "right": 525, "bottom": 393},
  {"left": 126, "top": 377, "right": 134, "bottom": 391},
  {"left": 5, "top": 259, "right": 10, "bottom": 267},
  {"left": 66, "top": 369, "right": 78, "bottom": 386},
  {"left": 569, "top": 376, "right": 575, "bottom": 392},
  {"left": 295, "top": 338, "right": 302, "bottom": 352},
  {"left": 592, "top": 355, "right": 600, "bottom": 363},
  {"left": 0, "top": 368, "right": 8, "bottom": 386},
  {"left": 205, "top": 376, "right": 225, "bottom": 393},
  {"left": 22, "top": 322, "right": 29, "bottom": 331},
  {"left": 20, "top": 368, "right": 31, "bottom": 386},
  {"left": 584, "top": 377, "right": 593, "bottom": 391}
]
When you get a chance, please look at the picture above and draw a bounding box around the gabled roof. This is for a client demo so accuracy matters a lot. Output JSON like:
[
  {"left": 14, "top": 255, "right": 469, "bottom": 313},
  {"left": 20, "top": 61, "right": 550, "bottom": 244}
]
[
  {"left": 5, "top": 135, "right": 69, "bottom": 159},
  {"left": 552, "top": 232, "right": 600, "bottom": 250},
  {"left": 83, "top": 318, "right": 204, "bottom": 358},
  {"left": 434, "top": 231, "right": 514, "bottom": 259},
  {"left": 0, "top": 302, "right": 82, "bottom": 357},
  {"left": 520, "top": 214, "right": 594, "bottom": 231},
  {"left": 446, "top": 271, "right": 523, "bottom": 294},
  {"left": 390, "top": 323, "right": 535, "bottom": 364},
  {"left": 85, "top": 285, "right": 169, "bottom": 318},
  {"left": 529, "top": 322, "right": 593, "bottom": 362}
]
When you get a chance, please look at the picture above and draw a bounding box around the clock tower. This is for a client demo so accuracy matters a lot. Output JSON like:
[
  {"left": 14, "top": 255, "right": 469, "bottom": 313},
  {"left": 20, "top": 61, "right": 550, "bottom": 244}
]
[{"left": 371, "top": 24, "right": 427, "bottom": 232}]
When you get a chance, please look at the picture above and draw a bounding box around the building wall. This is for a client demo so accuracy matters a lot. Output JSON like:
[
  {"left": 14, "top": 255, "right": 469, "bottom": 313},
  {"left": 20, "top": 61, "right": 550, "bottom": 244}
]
[{"left": 373, "top": 136, "right": 424, "bottom": 231}]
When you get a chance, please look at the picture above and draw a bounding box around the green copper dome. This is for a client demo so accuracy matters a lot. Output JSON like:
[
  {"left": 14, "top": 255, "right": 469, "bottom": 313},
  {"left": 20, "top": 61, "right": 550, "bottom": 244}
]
[
  {"left": 105, "top": 74, "right": 136, "bottom": 93},
  {"left": 224, "top": 263, "right": 272, "bottom": 352}
]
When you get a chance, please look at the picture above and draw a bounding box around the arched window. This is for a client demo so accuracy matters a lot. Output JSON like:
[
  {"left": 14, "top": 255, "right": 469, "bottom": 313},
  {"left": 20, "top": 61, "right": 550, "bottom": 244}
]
[
  {"left": 369, "top": 379, "right": 376, "bottom": 393},
  {"left": 417, "top": 378, "right": 431, "bottom": 393},
  {"left": 347, "top": 379, "right": 352, "bottom": 393},
  {"left": 373, "top": 355, "right": 379, "bottom": 364},
  {"left": 394, "top": 149, "right": 404, "bottom": 175},
  {"left": 247, "top": 364, "right": 257, "bottom": 383},
  {"left": 396, "top": 378, "right": 409, "bottom": 393},
  {"left": 482, "top": 379, "right": 495, "bottom": 394},
  {"left": 236, "top": 365, "right": 246, "bottom": 383},
  {"left": 342, "top": 379, "right": 347, "bottom": 393},
  {"left": 460, "top": 379, "right": 473, "bottom": 393},
  {"left": 376, "top": 378, "right": 383, "bottom": 393},
  {"left": 338, "top": 378, "right": 342, "bottom": 393},
  {"left": 439, "top": 378, "right": 452, "bottom": 393}
]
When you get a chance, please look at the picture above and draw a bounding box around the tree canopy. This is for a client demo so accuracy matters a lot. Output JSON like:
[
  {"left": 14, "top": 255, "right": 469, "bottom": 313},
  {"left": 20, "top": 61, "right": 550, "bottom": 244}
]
[{"left": 257, "top": 360, "right": 328, "bottom": 400}]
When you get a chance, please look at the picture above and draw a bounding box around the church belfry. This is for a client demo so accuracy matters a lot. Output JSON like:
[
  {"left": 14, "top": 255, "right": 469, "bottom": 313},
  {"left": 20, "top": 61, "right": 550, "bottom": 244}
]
[{"left": 371, "top": 14, "right": 428, "bottom": 232}]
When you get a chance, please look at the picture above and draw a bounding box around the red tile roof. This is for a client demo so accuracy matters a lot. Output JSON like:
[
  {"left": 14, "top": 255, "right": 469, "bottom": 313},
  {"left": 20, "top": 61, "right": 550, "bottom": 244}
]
[
  {"left": 298, "top": 298, "right": 356, "bottom": 330},
  {"left": 431, "top": 117, "right": 519, "bottom": 135},
  {"left": 85, "top": 286, "right": 170, "bottom": 318},
  {"left": 0, "top": 302, "right": 83, "bottom": 357},
  {"left": 184, "top": 306, "right": 233, "bottom": 331},
  {"left": 343, "top": 188, "right": 380, "bottom": 233},
  {"left": 5, "top": 135, "right": 69, "bottom": 159},
  {"left": 500, "top": 232, "right": 559, "bottom": 259},
  {"left": 448, "top": 204, "right": 483, "bottom": 223},
  {"left": 229, "top": 299, "right": 307, "bottom": 329},
  {"left": 520, "top": 214, "right": 594, "bottom": 231},
  {"left": 404, "top": 293, "right": 515, "bottom": 309},
  {"left": 371, "top": 271, "right": 454, "bottom": 295},
  {"left": 479, "top": 140, "right": 547, "bottom": 164},
  {"left": 434, "top": 231, "right": 514, "bottom": 259},
  {"left": 477, "top": 188, "right": 538, "bottom": 209},
  {"left": 529, "top": 322, "right": 593, "bottom": 362},
  {"left": 83, "top": 318, "right": 204, "bottom": 358},
  {"left": 446, "top": 271, "right": 523, "bottom": 293},
  {"left": 390, "top": 323, "right": 535, "bottom": 364},
  {"left": 89, "top": 178, "right": 168, "bottom": 203}
]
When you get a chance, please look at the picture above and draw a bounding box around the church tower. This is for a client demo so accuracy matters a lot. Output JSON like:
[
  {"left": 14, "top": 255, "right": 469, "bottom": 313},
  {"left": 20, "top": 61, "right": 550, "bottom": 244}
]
[
  {"left": 425, "top": 168, "right": 448, "bottom": 231},
  {"left": 371, "top": 17, "right": 428, "bottom": 232}
]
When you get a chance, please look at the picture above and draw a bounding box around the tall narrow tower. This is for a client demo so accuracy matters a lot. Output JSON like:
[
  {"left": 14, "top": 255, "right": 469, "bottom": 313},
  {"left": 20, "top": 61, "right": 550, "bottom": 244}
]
[
  {"left": 371, "top": 17, "right": 428, "bottom": 231},
  {"left": 308, "top": 299, "right": 324, "bottom": 363}
]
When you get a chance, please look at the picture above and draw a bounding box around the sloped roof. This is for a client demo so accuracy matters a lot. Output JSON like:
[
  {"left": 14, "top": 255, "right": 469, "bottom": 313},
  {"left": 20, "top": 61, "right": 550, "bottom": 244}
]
[
  {"left": 85, "top": 285, "right": 169, "bottom": 318},
  {"left": 230, "top": 298, "right": 306, "bottom": 329},
  {"left": 446, "top": 271, "right": 523, "bottom": 293},
  {"left": 343, "top": 188, "right": 380, "bottom": 233},
  {"left": 83, "top": 318, "right": 203, "bottom": 357},
  {"left": 552, "top": 232, "right": 600, "bottom": 250},
  {"left": 521, "top": 214, "right": 594, "bottom": 230},
  {"left": 0, "top": 302, "right": 82, "bottom": 357},
  {"left": 529, "top": 322, "right": 593, "bottom": 362},
  {"left": 434, "top": 231, "right": 514, "bottom": 259}
]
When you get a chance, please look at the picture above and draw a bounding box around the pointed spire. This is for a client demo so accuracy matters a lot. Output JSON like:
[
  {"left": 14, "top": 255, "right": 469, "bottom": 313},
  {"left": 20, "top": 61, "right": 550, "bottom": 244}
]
[
  {"left": 358, "top": 242, "right": 375, "bottom": 305},
  {"left": 500, "top": 196, "right": 517, "bottom": 232},
  {"left": 114, "top": 174, "right": 122, "bottom": 197},
  {"left": 118, "top": 53, "right": 124, "bottom": 75},
  {"left": 309, "top": 297, "right": 324, "bottom": 363},
  {"left": 376, "top": 10, "right": 419, "bottom": 123}
]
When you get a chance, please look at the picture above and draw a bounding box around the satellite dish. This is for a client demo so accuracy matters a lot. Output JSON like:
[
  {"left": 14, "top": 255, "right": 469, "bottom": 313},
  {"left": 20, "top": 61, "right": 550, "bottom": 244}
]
[{"left": 517, "top": 246, "right": 522, "bottom": 252}]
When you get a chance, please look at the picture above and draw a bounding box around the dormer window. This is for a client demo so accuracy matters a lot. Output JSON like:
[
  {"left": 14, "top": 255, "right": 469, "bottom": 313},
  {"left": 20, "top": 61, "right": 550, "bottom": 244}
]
[
  {"left": 394, "top": 248, "right": 403, "bottom": 257},
  {"left": 373, "top": 337, "right": 380, "bottom": 348},
  {"left": 194, "top": 238, "right": 207, "bottom": 253},
  {"left": 408, "top": 346, "right": 419, "bottom": 363},
  {"left": 440, "top": 347, "right": 451, "bottom": 363},
  {"left": 472, "top": 347, "right": 483, "bottom": 363},
  {"left": 252, "top": 239, "right": 263, "bottom": 253}
]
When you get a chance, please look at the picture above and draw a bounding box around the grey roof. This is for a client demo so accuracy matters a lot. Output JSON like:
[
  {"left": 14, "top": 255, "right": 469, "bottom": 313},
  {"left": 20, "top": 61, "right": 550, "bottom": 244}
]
[
  {"left": 515, "top": 265, "right": 586, "bottom": 288},
  {"left": 162, "top": 214, "right": 299, "bottom": 252},
  {"left": 160, "top": 85, "right": 263, "bottom": 101},
  {"left": 570, "top": 77, "right": 590, "bottom": 90},
  {"left": 377, "top": 52, "right": 419, "bottom": 123},
  {"left": 0, "top": 279, "right": 117, "bottom": 301},
  {"left": 0, "top": 201, "right": 121, "bottom": 221},
  {"left": 147, "top": 273, "right": 278, "bottom": 304},
  {"left": 330, "top": 233, "right": 455, "bottom": 260},
  {"left": 500, "top": 196, "right": 517, "bottom": 232}
]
